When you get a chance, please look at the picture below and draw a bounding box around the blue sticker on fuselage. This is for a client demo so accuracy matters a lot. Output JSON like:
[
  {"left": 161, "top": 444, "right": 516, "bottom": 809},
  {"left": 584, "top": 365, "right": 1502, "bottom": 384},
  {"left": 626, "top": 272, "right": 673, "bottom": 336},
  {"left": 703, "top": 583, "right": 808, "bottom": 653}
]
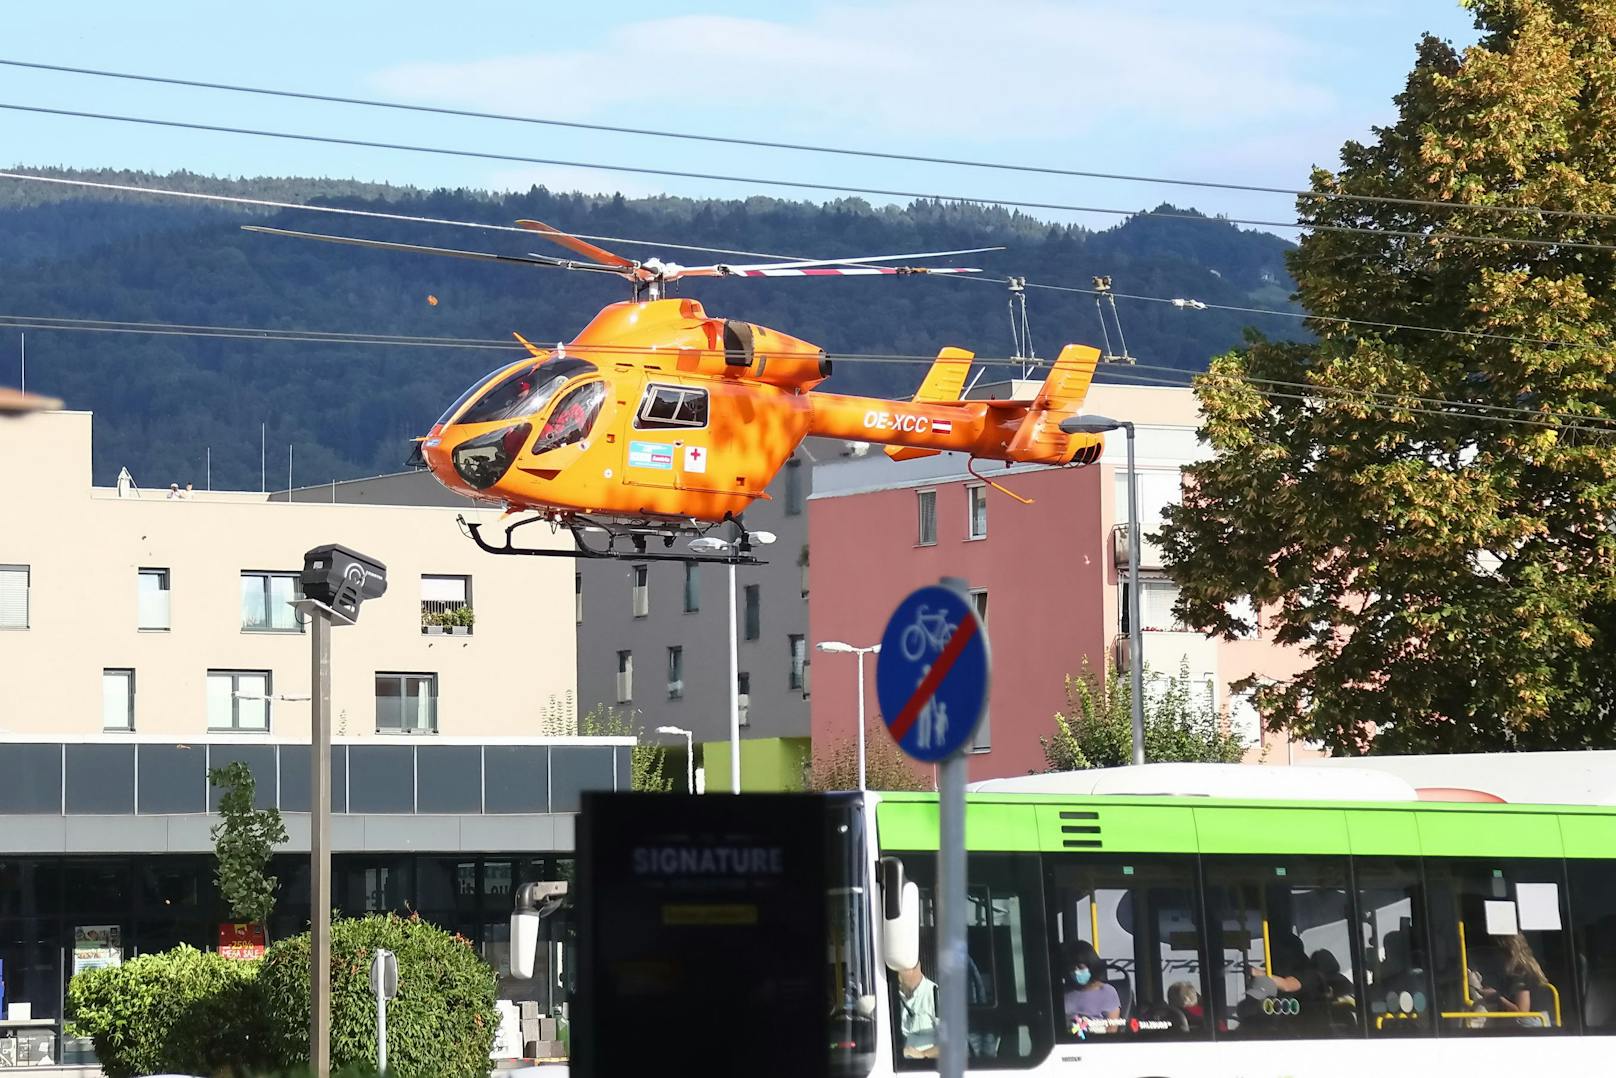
[{"left": 628, "top": 441, "right": 674, "bottom": 470}]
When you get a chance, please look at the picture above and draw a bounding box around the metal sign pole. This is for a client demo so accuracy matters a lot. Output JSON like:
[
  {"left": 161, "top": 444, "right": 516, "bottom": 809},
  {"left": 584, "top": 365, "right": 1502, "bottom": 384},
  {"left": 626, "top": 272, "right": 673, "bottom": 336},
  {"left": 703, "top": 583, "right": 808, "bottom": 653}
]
[
  {"left": 937, "top": 750, "right": 966, "bottom": 1078},
  {"left": 310, "top": 610, "right": 332, "bottom": 1078},
  {"left": 376, "top": 969, "right": 388, "bottom": 1074}
]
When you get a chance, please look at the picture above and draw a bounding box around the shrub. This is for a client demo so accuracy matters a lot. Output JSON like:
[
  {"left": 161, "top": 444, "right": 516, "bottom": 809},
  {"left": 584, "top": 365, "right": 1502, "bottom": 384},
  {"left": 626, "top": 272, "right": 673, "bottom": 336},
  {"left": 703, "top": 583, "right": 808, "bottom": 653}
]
[
  {"left": 66, "top": 945, "right": 264, "bottom": 1078},
  {"left": 256, "top": 913, "right": 498, "bottom": 1078}
]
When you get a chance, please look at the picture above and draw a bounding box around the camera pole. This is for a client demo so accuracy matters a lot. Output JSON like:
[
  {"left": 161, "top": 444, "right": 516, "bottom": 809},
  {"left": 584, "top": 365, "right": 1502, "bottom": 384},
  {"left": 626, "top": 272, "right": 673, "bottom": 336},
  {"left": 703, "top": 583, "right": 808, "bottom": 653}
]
[{"left": 310, "top": 607, "right": 332, "bottom": 1078}]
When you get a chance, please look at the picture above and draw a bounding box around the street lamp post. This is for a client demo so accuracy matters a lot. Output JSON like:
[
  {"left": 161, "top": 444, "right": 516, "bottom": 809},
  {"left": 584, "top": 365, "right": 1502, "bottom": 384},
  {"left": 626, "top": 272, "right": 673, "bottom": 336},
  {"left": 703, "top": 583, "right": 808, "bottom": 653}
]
[
  {"left": 815, "top": 641, "right": 880, "bottom": 789},
  {"left": 688, "top": 530, "right": 776, "bottom": 793},
  {"left": 655, "top": 725, "right": 695, "bottom": 793},
  {"left": 1061, "top": 414, "right": 1145, "bottom": 766}
]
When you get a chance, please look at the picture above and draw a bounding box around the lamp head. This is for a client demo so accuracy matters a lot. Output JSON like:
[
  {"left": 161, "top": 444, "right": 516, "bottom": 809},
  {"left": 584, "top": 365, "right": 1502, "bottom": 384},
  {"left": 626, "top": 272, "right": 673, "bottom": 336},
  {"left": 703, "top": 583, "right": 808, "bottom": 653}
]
[
  {"left": 817, "top": 641, "right": 854, "bottom": 653},
  {"left": 1060, "top": 414, "right": 1125, "bottom": 435}
]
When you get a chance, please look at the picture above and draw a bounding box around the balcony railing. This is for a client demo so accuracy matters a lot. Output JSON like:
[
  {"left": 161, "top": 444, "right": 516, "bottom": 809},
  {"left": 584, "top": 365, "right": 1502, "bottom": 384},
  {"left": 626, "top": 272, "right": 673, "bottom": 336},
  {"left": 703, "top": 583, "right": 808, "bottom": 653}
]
[{"left": 1112, "top": 524, "right": 1166, "bottom": 569}]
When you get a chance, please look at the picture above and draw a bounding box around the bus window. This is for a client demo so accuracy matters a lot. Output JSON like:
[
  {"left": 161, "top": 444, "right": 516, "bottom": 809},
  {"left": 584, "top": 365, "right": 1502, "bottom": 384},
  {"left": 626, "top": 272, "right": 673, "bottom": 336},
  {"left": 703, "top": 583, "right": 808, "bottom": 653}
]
[
  {"left": 885, "top": 852, "right": 1052, "bottom": 1070},
  {"left": 1355, "top": 858, "right": 1435, "bottom": 1037},
  {"left": 1202, "top": 856, "right": 1362, "bottom": 1038},
  {"left": 1425, "top": 859, "right": 1577, "bottom": 1034},
  {"left": 1044, "top": 854, "right": 1208, "bottom": 1042},
  {"left": 1567, "top": 860, "right": 1616, "bottom": 1032}
]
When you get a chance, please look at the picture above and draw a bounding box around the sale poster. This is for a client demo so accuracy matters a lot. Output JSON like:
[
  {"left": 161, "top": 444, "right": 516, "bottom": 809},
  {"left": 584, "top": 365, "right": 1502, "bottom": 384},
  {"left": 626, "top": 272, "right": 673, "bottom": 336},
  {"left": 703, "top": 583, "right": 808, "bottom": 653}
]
[
  {"left": 72, "top": 925, "right": 122, "bottom": 976},
  {"left": 218, "top": 923, "right": 266, "bottom": 960}
]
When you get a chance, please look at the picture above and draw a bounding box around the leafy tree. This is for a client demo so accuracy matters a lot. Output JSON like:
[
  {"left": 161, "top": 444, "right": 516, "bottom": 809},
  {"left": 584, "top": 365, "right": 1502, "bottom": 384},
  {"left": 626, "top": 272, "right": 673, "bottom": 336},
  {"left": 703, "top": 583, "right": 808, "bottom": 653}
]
[
  {"left": 803, "top": 719, "right": 933, "bottom": 791},
  {"left": 1159, "top": 0, "right": 1616, "bottom": 754},
  {"left": 1040, "top": 659, "right": 1245, "bottom": 771},
  {"left": 575, "top": 703, "right": 674, "bottom": 792},
  {"left": 209, "top": 761, "right": 288, "bottom": 927}
]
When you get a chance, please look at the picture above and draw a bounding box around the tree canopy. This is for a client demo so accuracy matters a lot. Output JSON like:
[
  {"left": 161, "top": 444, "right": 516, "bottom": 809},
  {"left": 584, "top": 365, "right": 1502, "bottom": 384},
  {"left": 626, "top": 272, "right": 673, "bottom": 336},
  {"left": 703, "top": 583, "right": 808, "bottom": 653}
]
[
  {"left": 1160, "top": 0, "right": 1616, "bottom": 753},
  {"left": 1040, "top": 660, "right": 1246, "bottom": 771}
]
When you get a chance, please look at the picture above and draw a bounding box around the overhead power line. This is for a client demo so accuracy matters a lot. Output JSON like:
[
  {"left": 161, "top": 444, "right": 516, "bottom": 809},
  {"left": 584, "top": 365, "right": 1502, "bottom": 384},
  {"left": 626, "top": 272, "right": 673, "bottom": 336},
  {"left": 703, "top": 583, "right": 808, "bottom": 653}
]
[
  {"left": 6, "top": 56, "right": 1615, "bottom": 224},
  {"left": 8, "top": 312, "right": 1616, "bottom": 437},
  {"left": 9, "top": 101, "right": 1616, "bottom": 254},
  {"left": 10, "top": 170, "right": 1613, "bottom": 358}
]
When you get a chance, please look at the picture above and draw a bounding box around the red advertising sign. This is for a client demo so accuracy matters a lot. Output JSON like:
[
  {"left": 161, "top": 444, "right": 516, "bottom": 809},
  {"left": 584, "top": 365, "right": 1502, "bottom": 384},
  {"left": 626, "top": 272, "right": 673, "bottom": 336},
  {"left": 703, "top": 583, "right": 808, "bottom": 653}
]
[{"left": 218, "top": 923, "right": 266, "bottom": 960}]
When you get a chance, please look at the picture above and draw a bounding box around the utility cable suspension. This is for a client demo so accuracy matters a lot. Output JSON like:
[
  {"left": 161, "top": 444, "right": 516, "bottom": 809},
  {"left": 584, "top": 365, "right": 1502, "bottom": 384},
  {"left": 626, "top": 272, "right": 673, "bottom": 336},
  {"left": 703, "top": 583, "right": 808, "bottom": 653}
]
[
  {"left": 9, "top": 103, "right": 1616, "bottom": 253},
  {"left": 8, "top": 57, "right": 1616, "bottom": 223}
]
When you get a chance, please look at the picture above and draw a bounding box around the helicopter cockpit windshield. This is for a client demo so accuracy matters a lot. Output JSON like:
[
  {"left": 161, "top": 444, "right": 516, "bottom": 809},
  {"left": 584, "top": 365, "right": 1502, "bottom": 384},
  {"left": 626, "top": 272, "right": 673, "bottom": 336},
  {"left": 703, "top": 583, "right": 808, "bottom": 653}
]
[{"left": 447, "top": 357, "right": 599, "bottom": 427}]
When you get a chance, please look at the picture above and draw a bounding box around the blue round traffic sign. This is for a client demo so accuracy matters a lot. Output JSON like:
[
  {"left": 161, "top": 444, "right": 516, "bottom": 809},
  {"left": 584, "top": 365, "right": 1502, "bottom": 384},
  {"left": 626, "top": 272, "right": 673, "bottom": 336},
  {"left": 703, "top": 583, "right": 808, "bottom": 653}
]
[{"left": 875, "top": 583, "right": 990, "bottom": 763}]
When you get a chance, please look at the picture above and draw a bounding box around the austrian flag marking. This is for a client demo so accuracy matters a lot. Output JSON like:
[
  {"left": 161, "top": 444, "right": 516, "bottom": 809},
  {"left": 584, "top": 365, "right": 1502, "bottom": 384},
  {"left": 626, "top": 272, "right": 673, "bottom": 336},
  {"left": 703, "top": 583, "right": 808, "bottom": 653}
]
[
  {"left": 683, "top": 445, "right": 707, "bottom": 474},
  {"left": 932, "top": 418, "right": 953, "bottom": 435}
]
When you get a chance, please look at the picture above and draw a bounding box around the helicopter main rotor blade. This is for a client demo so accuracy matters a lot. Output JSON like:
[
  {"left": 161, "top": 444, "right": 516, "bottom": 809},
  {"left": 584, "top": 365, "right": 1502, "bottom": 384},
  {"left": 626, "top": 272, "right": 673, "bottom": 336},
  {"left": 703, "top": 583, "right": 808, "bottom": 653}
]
[
  {"left": 714, "top": 245, "right": 1004, "bottom": 274},
  {"left": 515, "top": 219, "right": 638, "bottom": 270},
  {"left": 241, "top": 225, "right": 628, "bottom": 275},
  {"left": 687, "top": 264, "right": 985, "bottom": 278}
]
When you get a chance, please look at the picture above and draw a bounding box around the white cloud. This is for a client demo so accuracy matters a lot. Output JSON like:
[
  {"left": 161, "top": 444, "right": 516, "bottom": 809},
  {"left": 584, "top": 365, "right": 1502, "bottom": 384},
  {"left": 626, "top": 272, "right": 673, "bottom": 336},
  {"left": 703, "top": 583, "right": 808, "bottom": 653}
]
[{"left": 368, "top": 0, "right": 1336, "bottom": 145}]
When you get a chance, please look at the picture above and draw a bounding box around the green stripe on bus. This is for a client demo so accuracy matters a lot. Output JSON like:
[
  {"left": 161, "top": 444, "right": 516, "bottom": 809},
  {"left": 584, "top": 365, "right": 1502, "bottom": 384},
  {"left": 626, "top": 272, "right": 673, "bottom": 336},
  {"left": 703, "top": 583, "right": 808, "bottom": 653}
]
[
  {"left": 1194, "top": 808, "right": 1352, "bottom": 854},
  {"left": 1416, "top": 809, "right": 1563, "bottom": 857},
  {"left": 1560, "top": 814, "right": 1616, "bottom": 858}
]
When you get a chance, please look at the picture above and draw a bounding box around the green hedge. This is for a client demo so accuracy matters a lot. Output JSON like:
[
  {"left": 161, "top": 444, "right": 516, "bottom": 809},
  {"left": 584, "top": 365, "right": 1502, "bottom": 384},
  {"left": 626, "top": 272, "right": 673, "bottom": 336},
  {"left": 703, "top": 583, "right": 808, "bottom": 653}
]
[
  {"left": 256, "top": 914, "right": 498, "bottom": 1078},
  {"left": 66, "top": 945, "right": 265, "bottom": 1078}
]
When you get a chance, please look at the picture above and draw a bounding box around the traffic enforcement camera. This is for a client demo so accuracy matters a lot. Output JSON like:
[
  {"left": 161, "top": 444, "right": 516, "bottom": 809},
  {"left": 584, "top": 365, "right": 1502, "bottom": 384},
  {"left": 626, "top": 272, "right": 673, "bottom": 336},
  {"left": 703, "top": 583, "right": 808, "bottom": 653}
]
[{"left": 301, "top": 544, "right": 387, "bottom": 623}]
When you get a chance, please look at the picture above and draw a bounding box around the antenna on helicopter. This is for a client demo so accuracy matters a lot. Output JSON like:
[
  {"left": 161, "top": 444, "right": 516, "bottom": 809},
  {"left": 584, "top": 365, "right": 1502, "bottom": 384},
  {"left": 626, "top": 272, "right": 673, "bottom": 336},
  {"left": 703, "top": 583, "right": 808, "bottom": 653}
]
[
  {"left": 1091, "top": 275, "right": 1134, "bottom": 364},
  {"left": 1006, "top": 275, "right": 1036, "bottom": 378}
]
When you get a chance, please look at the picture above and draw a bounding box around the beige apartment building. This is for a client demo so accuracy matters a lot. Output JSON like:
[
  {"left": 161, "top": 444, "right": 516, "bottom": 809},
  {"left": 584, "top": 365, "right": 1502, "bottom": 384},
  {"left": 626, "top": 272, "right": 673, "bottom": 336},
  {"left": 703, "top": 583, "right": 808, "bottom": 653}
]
[{"left": 0, "top": 410, "right": 576, "bottom": 740}]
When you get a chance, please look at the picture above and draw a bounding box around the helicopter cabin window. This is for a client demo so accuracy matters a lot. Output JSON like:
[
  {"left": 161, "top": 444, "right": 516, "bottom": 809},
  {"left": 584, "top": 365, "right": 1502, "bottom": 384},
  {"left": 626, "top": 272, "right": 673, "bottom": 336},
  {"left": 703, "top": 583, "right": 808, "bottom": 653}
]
[
  {"left": 635, "top": 385, "right": 709, "bottom": 429},
  {"left": 530, "top": 381, "right": 607, "bottom": 454},
  {"left": 456, "top": 357, "right": 598, "bottom": 426}
]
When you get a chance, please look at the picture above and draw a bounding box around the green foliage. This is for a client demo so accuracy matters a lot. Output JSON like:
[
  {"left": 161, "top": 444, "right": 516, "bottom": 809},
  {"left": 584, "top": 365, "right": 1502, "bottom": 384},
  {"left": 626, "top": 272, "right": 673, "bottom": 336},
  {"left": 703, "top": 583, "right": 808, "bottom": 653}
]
[
  {"left": 66, "top": 945, "right": 265, "bottom": 1078},
  {"left": 210, "top": 761, "right": 288, "bottom": 926},
  {"left": 1040, "top": 659, "right": 1245, "bottom": 771},
  {"left": 256, "top": 914, "right": 498, "bottom": 1078},
  {"left": 1, "top": 168, "right": 1303, "bottom": 491},
  {"left": 1159, "top": 0, "right": 1616, "bottom": 753},
  {"left": 576, "top": 703, "right": 674, "bottom": 791},
  {"left": 803, "top": 720, "right": 933, "bottom": 791}
]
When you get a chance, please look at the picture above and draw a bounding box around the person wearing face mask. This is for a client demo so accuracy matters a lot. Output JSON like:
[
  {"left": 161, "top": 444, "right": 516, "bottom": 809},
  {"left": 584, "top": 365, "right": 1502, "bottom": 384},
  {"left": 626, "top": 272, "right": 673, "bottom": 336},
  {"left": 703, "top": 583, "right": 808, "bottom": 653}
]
[{"left": 1063, "top": 940, "right": 1122, "bottom": 1037}]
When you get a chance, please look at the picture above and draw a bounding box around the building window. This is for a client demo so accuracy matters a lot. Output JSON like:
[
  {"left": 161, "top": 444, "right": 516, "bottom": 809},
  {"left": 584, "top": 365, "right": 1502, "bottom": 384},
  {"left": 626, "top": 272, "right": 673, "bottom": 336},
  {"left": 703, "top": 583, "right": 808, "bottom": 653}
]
[
  {"left": 684, "top": 562, "right": 700, "bottom": 613},
  {"left": 138, "top": 567, "right": 170, "bottom": 631},
  {"left": 207, "top": 669, "right": 271, "bottom": 732},
  {"left": 744, "top": 584, "right": 761, "bottom": 640},
  {"left": 967, "top": 484, "right": 988, "bottom": 540},
  {"left": 631, "top": 565, "right": 649, "bottom": 618},
  {"left": 799, "top": 545, "right": 809, "bottom": 598},
  {"left": 737, "top": 671, "right": 751, "bottom": 727},
  {"left": 617, "top": 650, "right": 634, "bottom": 703},
  {"left": 421, "top": 574, "right": 473, "bottom": 634},
  {"left": 240, "top": 571, "right": 301, "bottom": 633},
  {"left": 917, "top": 489, "right": 937, "bottom": 546},
  {"left": 575, "top": 573, "right": 583, "bottom": 624},
  {"left": 667, "top": 646, "right": 684, "bottom": 699},
  {"left": 376, "top": 672, "right": 438, "bottom": 733},
  {"left": 1121, "top": 578, "right": 1185, "bottom": 634},
  {"left": 789, "top": 634, "right": 807, "bottom": 692},
  {"left": 0, "top": 563, "right": 28, "bottom": 629},
  {"left": 784, "top": 459, "right": 804, "bottom": 516},
  {"left": 970, "top": 706, "right": 991, "bottom": 753},
  {"left": 102, "top": 668, "right": 134, "bottom": 731},
  {"left": 969, "top": 588, "right": 988, "bottom": 622}
]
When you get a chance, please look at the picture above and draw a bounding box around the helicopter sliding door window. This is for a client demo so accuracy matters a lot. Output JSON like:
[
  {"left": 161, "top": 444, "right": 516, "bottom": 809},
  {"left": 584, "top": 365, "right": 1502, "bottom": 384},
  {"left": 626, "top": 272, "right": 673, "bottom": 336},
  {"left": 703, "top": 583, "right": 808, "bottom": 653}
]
[
  {"left": 137, "top": 567, "right": 170, "bottom": 631},
  {"left": 0, "top": 564, "right": 29, "bottom": 629},
  {"left": 634, "top": 385, "right": 709, "bottom": 430},
  {"left": 631, "top": 565, "right": 649, "bottom": 618},
  {"left": 375, "top": 673, "right": 438, "bottom": 734},
  {"left": 616, "top": 651, "right": 634, "bottom": 704},
  {"left": 207, "top": 669, "right": 270, "bottom": 732},
  {"left": 240, "top": 571, "right": 302, "bottom": 633},
  {"left": 967, "top": 484, "right": 988, "bottom": 540},
  {"left": 917, "top": 489, "right": 937, "bottom": 546}
]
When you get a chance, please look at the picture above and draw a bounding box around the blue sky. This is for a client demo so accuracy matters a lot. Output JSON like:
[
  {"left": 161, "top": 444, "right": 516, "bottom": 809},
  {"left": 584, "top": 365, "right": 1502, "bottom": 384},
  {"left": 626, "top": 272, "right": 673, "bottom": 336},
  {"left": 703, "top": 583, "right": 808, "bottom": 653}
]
[{"left": 1, "top": 1, "right": 1481, "bottom": 235}]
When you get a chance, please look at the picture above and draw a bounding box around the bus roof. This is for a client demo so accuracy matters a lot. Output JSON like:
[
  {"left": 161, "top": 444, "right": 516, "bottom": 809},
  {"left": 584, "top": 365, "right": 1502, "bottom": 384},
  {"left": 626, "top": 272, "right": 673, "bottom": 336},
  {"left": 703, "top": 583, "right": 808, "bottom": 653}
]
[
  {"left": 967, "top": 763, "right": 1419, "bottom": 802},
  {"left": 1305, "top": 750, "right": 1616, "bottom": 805}
]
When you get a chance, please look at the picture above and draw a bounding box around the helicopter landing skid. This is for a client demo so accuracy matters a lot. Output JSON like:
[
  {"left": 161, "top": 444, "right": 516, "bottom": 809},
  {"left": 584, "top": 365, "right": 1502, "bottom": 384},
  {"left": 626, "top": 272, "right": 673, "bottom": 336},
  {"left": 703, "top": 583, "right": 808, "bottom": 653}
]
[{"left": 457, "top": 514, "right": 764, "bottom": 564}]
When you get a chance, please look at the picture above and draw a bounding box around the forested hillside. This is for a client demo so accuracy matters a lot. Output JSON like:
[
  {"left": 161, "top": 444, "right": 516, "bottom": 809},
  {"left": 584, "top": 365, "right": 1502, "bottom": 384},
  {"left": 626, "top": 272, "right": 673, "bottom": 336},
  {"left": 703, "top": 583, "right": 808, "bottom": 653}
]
[{"left": 0, "top": 168, "right": 1302, "bottom": 488}]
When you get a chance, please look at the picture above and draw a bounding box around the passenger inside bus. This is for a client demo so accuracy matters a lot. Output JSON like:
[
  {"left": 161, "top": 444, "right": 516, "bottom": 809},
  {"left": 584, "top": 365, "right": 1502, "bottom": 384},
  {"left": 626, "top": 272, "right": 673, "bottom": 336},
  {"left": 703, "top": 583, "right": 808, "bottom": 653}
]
[{"left": 1063, "top": 940, "right": 1122, "bottom": 1036}]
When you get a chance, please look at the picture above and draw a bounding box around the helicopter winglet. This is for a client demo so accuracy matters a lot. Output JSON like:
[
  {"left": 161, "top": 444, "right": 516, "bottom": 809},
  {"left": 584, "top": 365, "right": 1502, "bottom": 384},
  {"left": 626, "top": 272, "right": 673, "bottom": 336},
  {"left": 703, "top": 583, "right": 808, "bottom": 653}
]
[
  {"left": 512, "top": 331, "right": 548, "bottom": 359},
  {"left": 886, "top": 347, "right": 976, "bottom": 461}
]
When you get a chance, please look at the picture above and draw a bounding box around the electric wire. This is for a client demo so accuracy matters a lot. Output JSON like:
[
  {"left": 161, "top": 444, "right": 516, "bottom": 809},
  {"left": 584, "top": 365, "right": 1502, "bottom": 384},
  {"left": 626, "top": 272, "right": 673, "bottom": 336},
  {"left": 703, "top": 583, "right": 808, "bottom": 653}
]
[
  {"left": 7, "top": 56, "right": 1615, "bottom": 224},
  {"left": 10, "top": 169, "right": 1615, "bottom": 359},
  {"left": 8, "top": 311, "right": 1616, "bottom": 436},
  {"left": 9, "top": 102, "right": 1616, "bottom": 254}
]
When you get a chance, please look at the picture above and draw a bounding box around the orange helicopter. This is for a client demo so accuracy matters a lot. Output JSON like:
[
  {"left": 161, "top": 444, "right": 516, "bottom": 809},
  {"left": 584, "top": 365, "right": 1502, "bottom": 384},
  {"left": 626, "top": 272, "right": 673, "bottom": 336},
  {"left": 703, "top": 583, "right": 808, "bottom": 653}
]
[{"left": 246, "top": 220, "right": 1106, "bottom": 563}]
